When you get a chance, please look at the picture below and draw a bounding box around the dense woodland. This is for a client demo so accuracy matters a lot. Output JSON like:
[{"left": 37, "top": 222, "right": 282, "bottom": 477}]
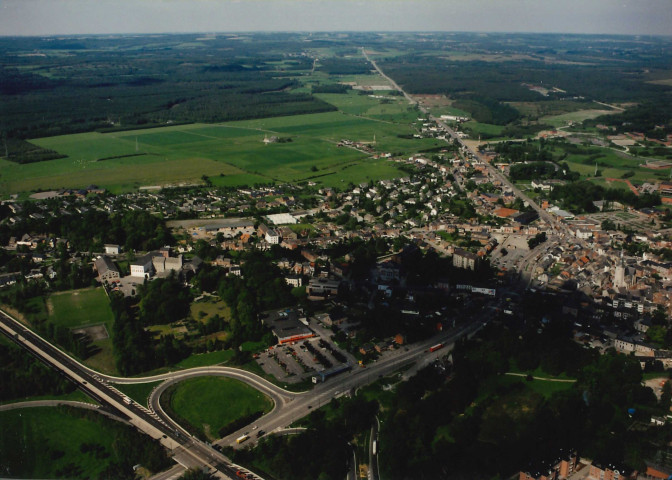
[
  {"left": 0, "top": 337, "right": 77, "bottom": 402},
  {"left": 378, "top": 318, "right": 672, "bottom": 479}
]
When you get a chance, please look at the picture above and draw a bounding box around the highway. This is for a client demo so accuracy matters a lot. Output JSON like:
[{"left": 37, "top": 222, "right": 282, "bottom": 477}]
[
  {"left": 0, "top": 303, "right": 485, "bottom": 478},
  {"left": 0, "top": 308, "right": 256, "bottom": 480}
]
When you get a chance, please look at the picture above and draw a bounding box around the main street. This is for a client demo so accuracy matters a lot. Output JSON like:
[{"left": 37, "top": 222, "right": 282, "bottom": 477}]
[{"left": 363, "top": 47, "right": 588, "bottom": 280}]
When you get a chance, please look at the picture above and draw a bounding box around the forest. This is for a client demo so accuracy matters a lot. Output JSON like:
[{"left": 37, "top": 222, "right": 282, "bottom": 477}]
[
  {"left": 0, "top": 337, "right": 77, "bottom": 402},
  {"left": 0, "top": 34, "right": 336, "bottom": 149}
]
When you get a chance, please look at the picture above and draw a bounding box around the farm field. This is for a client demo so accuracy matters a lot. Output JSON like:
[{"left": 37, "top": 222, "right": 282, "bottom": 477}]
[
  {"left": 462, "top": 121, "right": 505, "bottom": 138},
  {"left": 1, "top": 110, "right": 431, "bottom": 195},
  {"left": 168, "top": 376, "right": 273, "bottom": 441},
  {"left": 314, "top": 91, "right": 418, "bottom": 123}
]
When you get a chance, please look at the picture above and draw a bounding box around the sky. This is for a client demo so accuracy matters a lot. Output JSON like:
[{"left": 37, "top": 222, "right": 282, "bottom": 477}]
[{"left": 1, "top": 0, "right": 671, "bottom": 37}]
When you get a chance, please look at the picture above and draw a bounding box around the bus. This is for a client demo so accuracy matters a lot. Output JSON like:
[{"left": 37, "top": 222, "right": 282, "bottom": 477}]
[
  {"left": 236, "top": 435, "right": 249, "bottom": 444},
  {"left": 429, "top": 343, "right": 444, "bottom": 353}
]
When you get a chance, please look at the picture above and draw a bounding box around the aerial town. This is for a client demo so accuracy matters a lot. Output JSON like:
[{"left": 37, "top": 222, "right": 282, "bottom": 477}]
[{"left": 2, "top": 25, "right": 672, "bottom": 480}]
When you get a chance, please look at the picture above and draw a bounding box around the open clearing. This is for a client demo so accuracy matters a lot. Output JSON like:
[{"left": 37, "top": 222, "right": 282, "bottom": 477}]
[
  {"left": 169, "top": 376, "right": 273, "bottom": 441},
  {"left": 540, "top": 109, "right": 617, "bottom": 127}
]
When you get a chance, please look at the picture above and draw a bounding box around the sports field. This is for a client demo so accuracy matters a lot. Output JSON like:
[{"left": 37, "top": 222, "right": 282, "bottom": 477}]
[
  {"left": 168, "top": 376, "right": 273, "bottom": 441},
  {"left": 47, "top": 287, "right": 117, "bottom": 374},
  {"left": 1, "top": 110, "right": 435, "bottom": 195},
  {"left": 48, "top": 287, "right": 114, "bottom": 329}
]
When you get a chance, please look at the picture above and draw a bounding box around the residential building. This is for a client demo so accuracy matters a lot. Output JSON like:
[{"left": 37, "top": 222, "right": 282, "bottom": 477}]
[
  {"left": 453, "top": 248, "right": 479, "bottom": 271},
  {"left": 94, "top": 256, "right": 120, "bottom": 283}
]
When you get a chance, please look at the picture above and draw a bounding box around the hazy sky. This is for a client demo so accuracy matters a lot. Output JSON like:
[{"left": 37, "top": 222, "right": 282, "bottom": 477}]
[{"left": 1, "top": 0, "right": 671, "bottom": 36}]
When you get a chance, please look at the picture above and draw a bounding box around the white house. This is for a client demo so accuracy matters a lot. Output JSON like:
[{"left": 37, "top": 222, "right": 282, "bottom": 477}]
[
  {"left": 265, "top": 229, "right": 281, "bottom": 244},
  {"left": 130, "top": 253, "right": 155, "bottom": 279},
  {"left": 104, "top": 244, "right": 121, "bottom": 255}
]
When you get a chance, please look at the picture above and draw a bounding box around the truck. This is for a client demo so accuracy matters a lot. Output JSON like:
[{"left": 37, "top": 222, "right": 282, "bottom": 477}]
[
  {"left": 122, "top": 396, "right": 132, "bottom": 405},
  {"left": 236, "top": 434, "right": 249, "bottom": 444},
  {"left": 312, "top": 363, "right": 352, "bottom": 383}
]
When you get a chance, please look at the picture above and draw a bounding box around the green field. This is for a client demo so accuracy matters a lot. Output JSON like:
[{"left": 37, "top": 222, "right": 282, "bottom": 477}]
[
  {"left": 315, "top": 91, "right": 418, "bottom": 123},
  {"left": 175, "top": 349, "right": 235, "bottom": 369},
  {"left": 191, "top": 297, "right": 231, "bottom": 323},
  {"left": 116, "top": 381, "right": 163, "bottom": 408},
  {"left": 47, "top": 287, "right": 117, "bottom": 375},
  {"left": 540, "top": 109, "right": 617, "bottom": 128},
  {"left": 1, "top": 109, "right": 434, "bottom": 195},
  {"left": 462, "top": 121, "right": 505, "bottom": 138},
  {"left": 0, "top": 389, "right": 94, "bottom": 407},
  {"left": 554, "top": 145, "right": 669, "bottom": 183},
  {"left": 168, "top": 376, "right": 273, "bottom": 441},
  {"left": 0, "top": 406, "right": 162, "bottom": 478},
  {"left": 48, "top": 287, "right": 114, "bottom": 329}
]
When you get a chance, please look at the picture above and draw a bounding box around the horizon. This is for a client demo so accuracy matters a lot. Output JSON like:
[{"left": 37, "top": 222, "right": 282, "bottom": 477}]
[
  {"left": 2, "top": 30, "right": 672, "bottom": 39},
  {"left": 2, "top": 0, "right": 671, "bottom": 37}
]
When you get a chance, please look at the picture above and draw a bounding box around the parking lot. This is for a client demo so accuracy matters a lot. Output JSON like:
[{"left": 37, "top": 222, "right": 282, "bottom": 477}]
[
  {"left": 256, "top": 334, "right": 349, "bottom": 384},
  {"left": 491, "top": 234, "right": 530, "bottom": 269}
]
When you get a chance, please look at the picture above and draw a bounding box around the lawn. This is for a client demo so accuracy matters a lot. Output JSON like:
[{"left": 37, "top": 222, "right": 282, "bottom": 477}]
[
  {"left": 175, "top": 349, "right": 235, "bottom": 369},
  {"left": 48, "top": 287, "right": 114, "bottom": 329},
  {"left": 499, "top": 375, "right": 575, "bottom": 399},
  {"left": 191, "top": 297, "right": 232, "bottom": 323},
  {"left": 168, "top": 376, "right": 273, "bottom": 441},
  {"left": 0, "top": 406, "right": 144, "bottom": 478}
]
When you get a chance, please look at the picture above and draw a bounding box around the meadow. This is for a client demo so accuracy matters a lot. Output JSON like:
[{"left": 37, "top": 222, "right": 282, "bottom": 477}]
[
  {"left": 552, "top": 144, "right": 671, "bottom": 184},
  {"left": 168, "top": 376, "right": 273, "bottom": 441},
  {"left": 0, "top": 406, "right": 159, "bottom": 478},
  {"left": 1, "top": 110, "right": 434, "bottom": 195}
]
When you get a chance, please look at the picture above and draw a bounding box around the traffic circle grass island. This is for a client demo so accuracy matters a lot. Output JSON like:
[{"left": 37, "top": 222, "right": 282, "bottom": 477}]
[{"left": 161, "top": 376, "right": 274, "bottom": 442}]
